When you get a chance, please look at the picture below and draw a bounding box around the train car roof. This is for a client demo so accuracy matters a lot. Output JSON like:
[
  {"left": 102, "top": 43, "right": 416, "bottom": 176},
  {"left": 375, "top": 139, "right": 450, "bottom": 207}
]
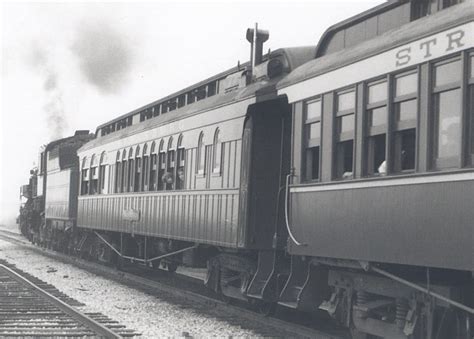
[
  {"left": 277, "top": 1, "right": 472, "bottom": 92},
  {"left": 80, "top": 47, "right": 315, "bottom": 152},
  {"left": 40, "top": 131, "right": 91, "bottom": 153},
  {"left": 314, "top": 0, "right": 403, "bottom": 58},
  {"left": 94, "top": 46, "right": 315, "bottom": 132}
]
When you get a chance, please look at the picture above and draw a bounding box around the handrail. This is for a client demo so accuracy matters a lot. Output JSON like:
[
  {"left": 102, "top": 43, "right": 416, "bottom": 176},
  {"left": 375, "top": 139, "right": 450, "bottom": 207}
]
[{"left": 284, "top": 173, "right": 306, "bottom": 246}]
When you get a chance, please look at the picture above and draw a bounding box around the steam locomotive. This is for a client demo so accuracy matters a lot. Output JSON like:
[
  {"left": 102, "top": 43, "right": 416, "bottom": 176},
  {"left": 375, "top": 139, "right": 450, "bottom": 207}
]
[{"left": 18, "top": 1, "right": 473, "bottom": 338}]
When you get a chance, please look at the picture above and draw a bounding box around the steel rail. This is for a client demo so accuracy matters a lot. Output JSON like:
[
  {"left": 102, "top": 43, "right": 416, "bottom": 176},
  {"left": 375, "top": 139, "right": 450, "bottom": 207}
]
[
  {"left": 0, "top": 230, "right": 343, "bottom": 339},
  {"left": 0, "top": 264, "right": 123, "bottom": 338}
]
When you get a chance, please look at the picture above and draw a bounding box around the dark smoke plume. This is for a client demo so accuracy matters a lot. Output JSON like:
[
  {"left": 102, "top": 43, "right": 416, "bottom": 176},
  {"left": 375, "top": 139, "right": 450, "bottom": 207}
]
[
  {"left": 27, "top": 46, "right": 67, "bottom": 140},
  {"left": 71, "top": 22, "right": 134, "bottom": 94}
]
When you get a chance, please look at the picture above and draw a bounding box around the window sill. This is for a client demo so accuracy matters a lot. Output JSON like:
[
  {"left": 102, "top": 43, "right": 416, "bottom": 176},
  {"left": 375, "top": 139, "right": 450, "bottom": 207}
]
[{"left": 296, "top": 168, "right": 474, "bottom": 188}]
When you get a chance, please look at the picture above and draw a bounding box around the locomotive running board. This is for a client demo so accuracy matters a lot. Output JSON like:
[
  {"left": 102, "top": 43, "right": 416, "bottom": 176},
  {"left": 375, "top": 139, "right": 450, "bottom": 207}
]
[{"left": 94, "top": 231, "right": 197, "bottom": 265}]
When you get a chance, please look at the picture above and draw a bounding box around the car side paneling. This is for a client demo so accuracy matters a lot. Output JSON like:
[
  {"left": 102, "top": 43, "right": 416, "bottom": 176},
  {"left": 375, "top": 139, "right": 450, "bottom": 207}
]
[
  {"left": 78, "top": 189, "right": 240, "bottom": 247},
  {"left": 287, "top": 172, "right": 474, "bottom": 271}
]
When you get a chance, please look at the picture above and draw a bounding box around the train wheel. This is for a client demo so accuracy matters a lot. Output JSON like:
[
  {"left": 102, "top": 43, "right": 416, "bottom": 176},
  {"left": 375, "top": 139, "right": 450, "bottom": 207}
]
[
  {"left": 251, "top": 299, "right": 276, "bottom": 316},
  {"left": 349, "top": 329, "right": 377, "bottom": 339},
  {"left": 115, "top": 256, "right": 124, "bottom": 271},
  {"left": 166, "top": 262, "right": 178, "bottom": 273},
  {"left": 437, "top": 309, "right": 472, "bottom": 339},
  {"left": 204, "top": 259, "right": 220, "bottom": 293}
]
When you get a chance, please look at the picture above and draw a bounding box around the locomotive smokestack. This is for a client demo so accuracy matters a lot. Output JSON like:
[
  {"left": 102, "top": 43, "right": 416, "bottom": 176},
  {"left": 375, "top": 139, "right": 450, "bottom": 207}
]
[{"left": 246, "top": 23, "right": 269, "bottom": 77}]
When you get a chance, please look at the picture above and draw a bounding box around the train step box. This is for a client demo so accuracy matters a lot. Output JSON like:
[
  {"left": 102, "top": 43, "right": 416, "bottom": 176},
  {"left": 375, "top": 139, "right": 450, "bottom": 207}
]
[
  {"left": 278, "top": 256, "right": 330, "bottom": 312},
  {"left": 247, "top": 250, "right": 282, "bottom": 301}
]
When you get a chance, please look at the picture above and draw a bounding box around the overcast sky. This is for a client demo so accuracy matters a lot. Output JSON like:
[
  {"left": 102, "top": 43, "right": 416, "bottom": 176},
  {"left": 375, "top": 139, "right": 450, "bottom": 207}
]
[{"left": 0, "top": 0, "right": 384, "bottom": 225}]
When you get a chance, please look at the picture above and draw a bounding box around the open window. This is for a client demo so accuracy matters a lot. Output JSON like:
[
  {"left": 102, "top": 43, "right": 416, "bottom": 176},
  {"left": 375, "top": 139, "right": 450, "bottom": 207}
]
[
  {"left": 115, "top": 151, "right": 121, "bottom": 193},
  {"left": 89, "top": 154, "right": 98, "bottom": 195},
  {"left": 366, "top": 79, "right": 388, "bottom": 176},
  {"left": 432, "top": 57, "right": 462, "bottom": 169},
  {"left": 149, "top": 142, "right": 157, "bottom": 191},
  {"left": 392, "top": 71, "right": 418, "bottom": 173},
  {"left": 142, "top": 144, "right": 149, "bottom": 191},
  {"left": 166, "top": 137, "right": 175, "bottom": 190},
  {"left": 468, "top": 53, "right": 474, "bottom": 166},
  {"left": 157, "top": 140, "right": 166, "bottom": 190},
  {"left": 196, "top": 132, "right": 206, "bottom": 175},
  {"left": 127, "top": 148, "right": 134, "bottom": 192},
  {"left": 121, "top": 150, "right": 127, "bottom": 192},
  {"left": 81, "top": 157, "right": 90, "bottom": 195},
  {"left": 212, "top": 128, "right": 222, "bottom": 175},
  {"left": 334, "top": 89, "right": 355, "bottom": 179},
  {"left": 176, "top": 135, "right": 185, "bottom": 190},
  {"left": 304, "top": 98, "right": 322, "bottom": 181},
  {"left": 134, "top": 145, "right": 141, "bottom": 192},
  {"left": 97, "top": 152, "right": 107, "bottom": 194}
]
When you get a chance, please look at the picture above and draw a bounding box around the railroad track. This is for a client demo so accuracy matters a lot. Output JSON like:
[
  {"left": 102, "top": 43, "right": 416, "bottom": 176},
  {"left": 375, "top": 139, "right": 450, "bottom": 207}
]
[
  {"left": 0, "top": 259, "right": 138, "bottom": 338},
  {"left": 0, "top": 229, "right": 348, "bottom": 338}
]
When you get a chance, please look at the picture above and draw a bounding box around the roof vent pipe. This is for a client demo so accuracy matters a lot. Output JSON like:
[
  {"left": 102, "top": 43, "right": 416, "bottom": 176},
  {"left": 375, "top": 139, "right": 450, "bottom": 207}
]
[{"left": 246, "top": 23, "right": 269, "bottom": 77}]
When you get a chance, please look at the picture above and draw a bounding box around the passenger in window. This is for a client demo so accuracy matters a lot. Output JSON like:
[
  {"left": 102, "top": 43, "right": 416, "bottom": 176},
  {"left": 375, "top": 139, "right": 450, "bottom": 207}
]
[
  {"left": 161, "top": 172, "right": 174, "bottom": 186},
  {"left": 342, "top": 171, "right": 353, "bottom": 179},
  {"left": 176, "top": 167, "right": 185, "bottom": 189},
  {"left": 378, "top": 160, "right": 387, "bottom": 175}
]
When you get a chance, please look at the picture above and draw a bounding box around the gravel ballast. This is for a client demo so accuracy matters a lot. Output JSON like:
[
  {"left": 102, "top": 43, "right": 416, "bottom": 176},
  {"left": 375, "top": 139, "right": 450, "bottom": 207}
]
[{"left": 0, "top": 235, "right": 262, "bottom": 338}]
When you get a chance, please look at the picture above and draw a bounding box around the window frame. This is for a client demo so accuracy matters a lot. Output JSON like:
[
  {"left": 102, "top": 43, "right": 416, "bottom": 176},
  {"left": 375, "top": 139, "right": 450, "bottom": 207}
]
[
  {"left": 157, "top": 140, "right": 166, "bottom": 191},
  {"left": 196, "top": 132, "right": 206, "bottom": 176},
  {"left": 81, "top": 156, "right": 90, "bottom": 195},
  {"left": 365, "top": 77, "right": 389, "bottom": 176},
  {"left": 467, "top": 51, "right": 474, "bottom": 166},
  {"left": 115, "top": 151, "right": 121, "bottom": 193},
  {"left": 304, "top": 97, "right": 322, "bottom": 181},
  {"left": 334, "top": 87, "right": 356, "bottom": 179},
  {"left": 165, "top": 137, "right": 175, "bottom": 190},
  {"left": 176, "top": 135, "right": 185, "bottom": 190},
  {"left": 392, "top": 69, "right": 419, "bottom": 174},
  {"left": 127, "top": 148, "right": 134, "bottom": 192},
  {"left": 142, "top": 144, "right": 149, "bottom": 191},
  {"left": 121, "top": 150, "right": 127, "bottom": 193},
  {"left": 212, "top": 128, "right": 222, "bottom": 175},
  {"left": 431, "top": 56, "right": 463, "bottom": 170},
  {"left": 134, "top": 145, "right": 141, "bottom": 192},
  {"left": 98, "top": 151, "right": 107, "bottom": 194},
  {"left": 89, "top": 154, "right": 99, "bottom": 195}
]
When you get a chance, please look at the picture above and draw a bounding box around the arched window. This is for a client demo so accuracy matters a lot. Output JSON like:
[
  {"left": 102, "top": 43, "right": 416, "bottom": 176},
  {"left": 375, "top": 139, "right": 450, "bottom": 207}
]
[
  {"left": 81, "top": 156, "right": 90, "bottom": 195},
  {"left": 121, "top": 150, "right": 127, "bottom": 193},
  {"left": 142, "top": 143, "right": 149, "bottom": 191},
  {"left": 176, "top": 134, "right": 185, "bottom": 190},
  {"left": 212, "top": 128, "right": 222, "bottom": 174},
  {"left": 99, "top": 151, "right": 107, "bottom": 194},
  {"left": 115, "top": 151, "right": 121, "bottom": 193},
  {"left": 128, "top": 147, "right": 134, "bottom": 192},
  {"left": 89, "top": 154, "right": 99, "bottom": 194},
  {"left": 197, "top": 132, "right": 205, "bottom": 175},
  {"left": 149, "top": 142, "right": 157, "bottom": 191},
  {"left": 166, "top": 137, "right": 175, "bottom": 190},
  {"left": 158, "top": 139, "right": 166, "bottom": 190},
  {"left": 134, "top": 145, "right": 141, "bottom": 192}
]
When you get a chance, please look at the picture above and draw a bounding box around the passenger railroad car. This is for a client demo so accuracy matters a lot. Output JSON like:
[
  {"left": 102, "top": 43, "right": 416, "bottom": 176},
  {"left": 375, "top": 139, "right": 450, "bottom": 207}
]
[
  {"left": 277, "top": 1, "right": 473, "bottom": 338},
  {"left": 75, "top": 34, "right": 314, "bottom": 297}
]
